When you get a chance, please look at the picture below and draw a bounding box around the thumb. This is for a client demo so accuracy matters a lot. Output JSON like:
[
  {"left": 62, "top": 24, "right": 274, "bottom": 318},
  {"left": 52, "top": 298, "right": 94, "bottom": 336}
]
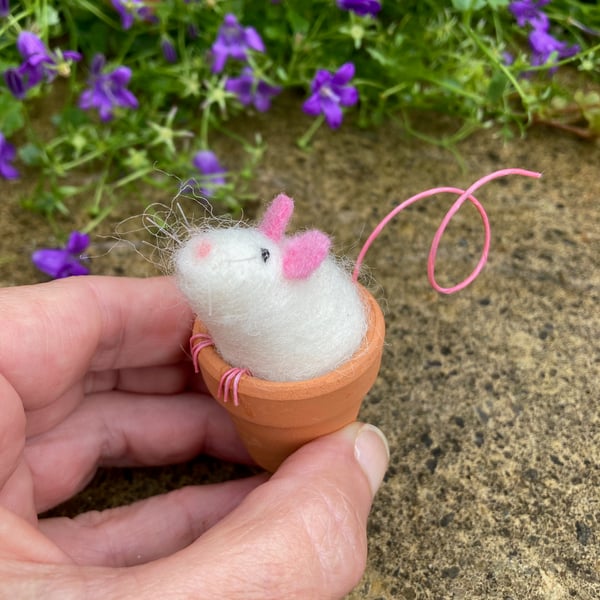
[{"left": 124, "top": 422, "right": 389, "bottom": 599}]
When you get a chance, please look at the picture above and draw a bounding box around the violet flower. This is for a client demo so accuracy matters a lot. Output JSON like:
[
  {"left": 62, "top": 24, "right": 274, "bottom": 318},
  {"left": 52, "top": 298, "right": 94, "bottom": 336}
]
[
  {"left": 0, "top": 133, "right": 19, "bottom": 179},
  {"left": 4, "top": 31, "right": 81, "bottom": 99},
  {"left": 529, "top": 28, "right": 580, "bottom": 67},
  {"left": 302, "top": 63, "right": 359, "bottom": 129},
  {"left": 225, "top": 67, "right": 281, "bottom": 112},
  {"left": 32, "top": 232, "right": 90, "bottom": 279},
  {"left": 508, "top": 0, "right": 579, "bottom": 71},
  {"left": 211, "top": 13, "right": 265, "bottom": 73},
  {"left": 4, "top": 68, "right": 26, "bottom": 98},
  {"left": 111, "top": 0, "right": 154, "bottom": 30},
  {"left": 508, "top": 0, "right": 550, "bottom": 30},
  {"left": 79, "top": 54, "right": 138, "bottom": 122},
  {"left": 161, "top": 38, "right": 178, "bottom": 63},
  {"left": 191, "top": 150, "right": 226, "bottom": 197},
  {"left": 336, "top": 0, "right": 382, "bottom": 18},
  {"left": 0, "top": 0, "right": 9, "bottom": 18}
]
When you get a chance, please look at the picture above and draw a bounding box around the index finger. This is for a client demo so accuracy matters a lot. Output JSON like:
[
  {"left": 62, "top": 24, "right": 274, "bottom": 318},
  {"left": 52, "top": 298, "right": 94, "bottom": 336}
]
[{"left": 0, "top": 276, "right": 194, "bottom": 412}]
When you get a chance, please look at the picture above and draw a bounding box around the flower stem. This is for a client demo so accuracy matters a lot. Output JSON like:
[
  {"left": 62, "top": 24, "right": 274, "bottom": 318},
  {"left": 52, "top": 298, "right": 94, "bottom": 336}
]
[
  {"left": 200, "top": 104, "right": 211, "bottom": 148},
  {"left": 297, "top": 115, "right": 324, "bottom": 150}
]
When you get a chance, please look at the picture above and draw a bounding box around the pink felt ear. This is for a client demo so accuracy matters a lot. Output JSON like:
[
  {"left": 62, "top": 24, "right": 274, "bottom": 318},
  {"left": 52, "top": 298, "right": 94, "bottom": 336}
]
[
  {"left": 259, "top": 194, "right": 294, "bottom": 241},
  {"left": 282, "top": 230, "right": 331, "bottom": 280}
]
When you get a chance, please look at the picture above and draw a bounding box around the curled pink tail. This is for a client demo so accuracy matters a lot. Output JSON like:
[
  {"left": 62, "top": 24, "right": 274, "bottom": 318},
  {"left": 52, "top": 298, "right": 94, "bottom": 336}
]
[{"left": 352, "top": 168, "right": 542, "bottom": 294}]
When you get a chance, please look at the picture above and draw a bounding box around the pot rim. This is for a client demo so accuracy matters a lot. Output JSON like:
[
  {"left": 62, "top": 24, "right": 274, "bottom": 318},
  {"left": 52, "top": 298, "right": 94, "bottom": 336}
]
[{"left": 192, "top": 284, "right": 385, "bottom": 403}]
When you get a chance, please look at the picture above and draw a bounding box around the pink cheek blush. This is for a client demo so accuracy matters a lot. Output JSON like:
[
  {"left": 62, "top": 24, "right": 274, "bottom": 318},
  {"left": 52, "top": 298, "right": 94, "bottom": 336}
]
[{"left": 195, "top": 240, "right": 212, "bottom": 259}]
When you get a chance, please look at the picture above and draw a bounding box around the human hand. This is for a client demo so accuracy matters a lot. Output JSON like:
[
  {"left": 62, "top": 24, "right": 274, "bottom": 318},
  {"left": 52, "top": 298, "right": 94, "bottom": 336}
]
[{"left": 0, "top": 276, "right": 388, "bottom": 599}]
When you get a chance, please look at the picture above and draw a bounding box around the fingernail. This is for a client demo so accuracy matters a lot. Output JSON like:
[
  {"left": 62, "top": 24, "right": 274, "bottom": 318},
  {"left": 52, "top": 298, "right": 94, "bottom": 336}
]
[{"left": 354, "top": 424, "right": 390, "bottom": 496}]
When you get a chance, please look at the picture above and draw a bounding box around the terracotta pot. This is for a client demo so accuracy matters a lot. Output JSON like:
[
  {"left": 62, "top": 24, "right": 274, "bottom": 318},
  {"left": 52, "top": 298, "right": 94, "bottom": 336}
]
[{"left": 191, "top": 285, "right": 385, "bottom": 472}]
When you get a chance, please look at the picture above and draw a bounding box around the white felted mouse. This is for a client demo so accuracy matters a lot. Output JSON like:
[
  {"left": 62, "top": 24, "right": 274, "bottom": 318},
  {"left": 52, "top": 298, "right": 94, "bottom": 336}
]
[
  {"left": 174, "top": 193, "right": 367, "bottom": 382},
  {"left": 174, "top": 168, "right": 542, "bottom": 384}
]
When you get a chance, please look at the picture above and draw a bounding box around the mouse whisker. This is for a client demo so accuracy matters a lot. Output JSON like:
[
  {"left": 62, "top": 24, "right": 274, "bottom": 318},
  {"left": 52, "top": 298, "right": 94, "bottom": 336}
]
[
  {"left": 144, "top": 215, "right": 181, "bottom": 244},
  {"left": 175, "top": 201, "right": 191, "bottom": 229}
]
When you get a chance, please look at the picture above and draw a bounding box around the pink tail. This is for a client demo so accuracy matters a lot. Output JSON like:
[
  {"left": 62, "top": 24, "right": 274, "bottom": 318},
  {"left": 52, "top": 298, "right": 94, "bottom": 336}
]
[{"left": 352, "top": 168, "right": 542, "bottom": 294}]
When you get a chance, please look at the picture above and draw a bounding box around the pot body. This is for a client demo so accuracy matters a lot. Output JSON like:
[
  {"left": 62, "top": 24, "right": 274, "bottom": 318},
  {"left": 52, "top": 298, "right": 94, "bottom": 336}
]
[{"left": 192, "top": 285, "right": 385, "bottom": 472}]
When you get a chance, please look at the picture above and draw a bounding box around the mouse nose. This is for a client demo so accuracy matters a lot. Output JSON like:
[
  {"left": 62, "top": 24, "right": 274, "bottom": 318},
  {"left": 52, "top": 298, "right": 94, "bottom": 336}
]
[{"left": 195, "top": 240, "right": 212, "bottom": 259}]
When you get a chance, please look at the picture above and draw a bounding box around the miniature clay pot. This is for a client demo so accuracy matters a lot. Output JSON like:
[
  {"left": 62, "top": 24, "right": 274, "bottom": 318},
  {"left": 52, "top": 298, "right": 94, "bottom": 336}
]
[{"left": 191, "top": 285, "right": 385, "bottom": 472}]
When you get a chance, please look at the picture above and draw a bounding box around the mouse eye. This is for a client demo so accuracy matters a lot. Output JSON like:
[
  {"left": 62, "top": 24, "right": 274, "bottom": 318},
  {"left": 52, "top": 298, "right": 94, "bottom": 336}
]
[{"left": 260, "top": 248, "right": 270, "bottom": 263}]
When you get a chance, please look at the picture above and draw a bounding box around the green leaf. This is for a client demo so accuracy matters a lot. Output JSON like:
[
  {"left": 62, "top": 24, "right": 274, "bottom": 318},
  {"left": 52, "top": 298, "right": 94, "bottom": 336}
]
[
  {"left": 56, "top": 186, "right": 81, "bottom": 198},
  {"left": 0, "top": 93, "right": 25, "bottom": 136},
  {"left": 487, "top": 70, "right": 508, "bottom": 103},
  {"left": 18, "top": 143, "right": 44, "bottom": 166},
  {"left": 451, "top": 0, "right": 487, "bottom": 11},
  {"left": 22, "top": 192, "right": 69, "bottom": 217},
  {"left": 40, "top": 5, "right": 60, "bottom": 28},
  {"left": 365, "top": 47, "right": 391, "bottom": 67},
  {"left": 452, "top": 0, "right": 508, "bottom": 10},
  {"left": 286, "top": 8, "right": 310, "bottom": 36}
]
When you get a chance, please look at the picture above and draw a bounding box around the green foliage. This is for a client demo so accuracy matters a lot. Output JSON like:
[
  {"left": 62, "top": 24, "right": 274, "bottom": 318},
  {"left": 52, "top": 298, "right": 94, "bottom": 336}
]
[
  {"left": 0, "top": 0, "right": 599, "bottom": 229},
  {"left": 0, "top": 93, "right": 24, "bottom": 135}
]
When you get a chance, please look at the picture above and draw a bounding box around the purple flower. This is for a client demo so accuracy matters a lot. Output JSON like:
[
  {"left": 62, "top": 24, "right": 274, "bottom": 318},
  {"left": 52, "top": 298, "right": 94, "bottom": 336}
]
[
  {"left": 161, "top": 38, "right": 177, "bottom": 63},
  {"left": 509, "top": 0, "right": 550, "bottom": 30},
  {"left": 4, "top": 68, "right": 26, "bottom": 99},
  {"left": 32, "top": 232, "right": 90, "bottom": 279},
  {"left": 1, "top": 0, "right": 10, "bottom": 18},
  {"left": 79, "top": 54, "right": 138, "bottom": 122},
  {"left": 4, "top": 31, "right": 81, "bottom": 99},
  {"left": 502, "top": 51, "right": 515, "bottom": 66},
  {"left": 302, "top": 63, "right": 359, "bottom": 129},
  {"left": 211, "top": 13, "right": 265, "bottom": 73},
  {"left": 529, "top": 28, "right": 580, "bottom": 67},
  {"left": 336, "top": 0, "right": 381, "bottom": 17},
  {"left": 0, "top": 133, "right": 19, "bottom": 179},
  {"left": 508, "top": 1, "right": 580, "bottom": 72},
  {"left": 191, "top": 150, "right": 226, "bottom": 197},
  {"left": 111, "top": 0, "right": 154, "bottom": 30},
  {"left": 225, "top": 67, "right": 281, "bottom": 112}
]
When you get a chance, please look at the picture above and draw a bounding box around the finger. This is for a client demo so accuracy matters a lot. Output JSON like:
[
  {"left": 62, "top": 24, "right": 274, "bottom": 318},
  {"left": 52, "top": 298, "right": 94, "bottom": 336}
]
[
  {"left": 25, "top": 392, "right": 253, "bottom": 513},
  {"left": 0, "top": 374, "right": 26, "bottom": 489},
  {"left": 0, "top": 276, "right": 194, "bottom": 414},
  {"left": 83, "top": 364, "right": 190, "bottom": 395},
  {"left": 26, "top": 363, "right": 198, "bottom": 438},
  {"left": 39, "top": 475, "right": 267, "bottom": 567},
  {"left": 116, "top": 422, "right": 389, "bottom": 599}
]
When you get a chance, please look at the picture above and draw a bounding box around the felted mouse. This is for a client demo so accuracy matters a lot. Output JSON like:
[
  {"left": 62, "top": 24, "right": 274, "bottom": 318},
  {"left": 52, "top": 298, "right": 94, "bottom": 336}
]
[
  {"left": 175, "top": 193, "right": 367, "bottom": 382},
  {"left": 175, "top": 168, "right": 542, "bottom": 386}
]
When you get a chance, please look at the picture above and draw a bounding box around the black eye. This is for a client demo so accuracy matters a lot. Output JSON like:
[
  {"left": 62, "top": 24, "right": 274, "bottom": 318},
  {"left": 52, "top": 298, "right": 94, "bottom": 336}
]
[{"left": 260, "top": 248, "right": 270, "bottom": 263}]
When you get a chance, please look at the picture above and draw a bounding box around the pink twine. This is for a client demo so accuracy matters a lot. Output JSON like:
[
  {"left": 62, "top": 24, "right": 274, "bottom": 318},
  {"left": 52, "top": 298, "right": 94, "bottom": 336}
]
[
  {"left": 218, "top": 367, "right": 251, "bottom": 407},
  {"left": 189, "top": 332, "right": 214, "bottom": 373},
  {"left": 190, "top": 332, "right": 250, "bottom": 406},
  {"left": 352, "top": 168, "right": 542, "bottom": 294}
]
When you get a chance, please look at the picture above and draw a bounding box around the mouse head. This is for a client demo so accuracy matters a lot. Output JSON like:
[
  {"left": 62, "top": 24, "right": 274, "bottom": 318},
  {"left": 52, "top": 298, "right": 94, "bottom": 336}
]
[{"left": 174, "top": 194, "right": 332, "bottom": 321}]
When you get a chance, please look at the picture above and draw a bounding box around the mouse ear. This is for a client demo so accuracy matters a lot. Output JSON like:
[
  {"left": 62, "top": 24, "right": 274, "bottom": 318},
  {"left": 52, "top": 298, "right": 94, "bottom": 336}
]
[
  {"left": 259, "top": 194, "right": 294, "bottom": 242},
  {"left": 282, "top": 230, "right": 331, "bottom": 280}
]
